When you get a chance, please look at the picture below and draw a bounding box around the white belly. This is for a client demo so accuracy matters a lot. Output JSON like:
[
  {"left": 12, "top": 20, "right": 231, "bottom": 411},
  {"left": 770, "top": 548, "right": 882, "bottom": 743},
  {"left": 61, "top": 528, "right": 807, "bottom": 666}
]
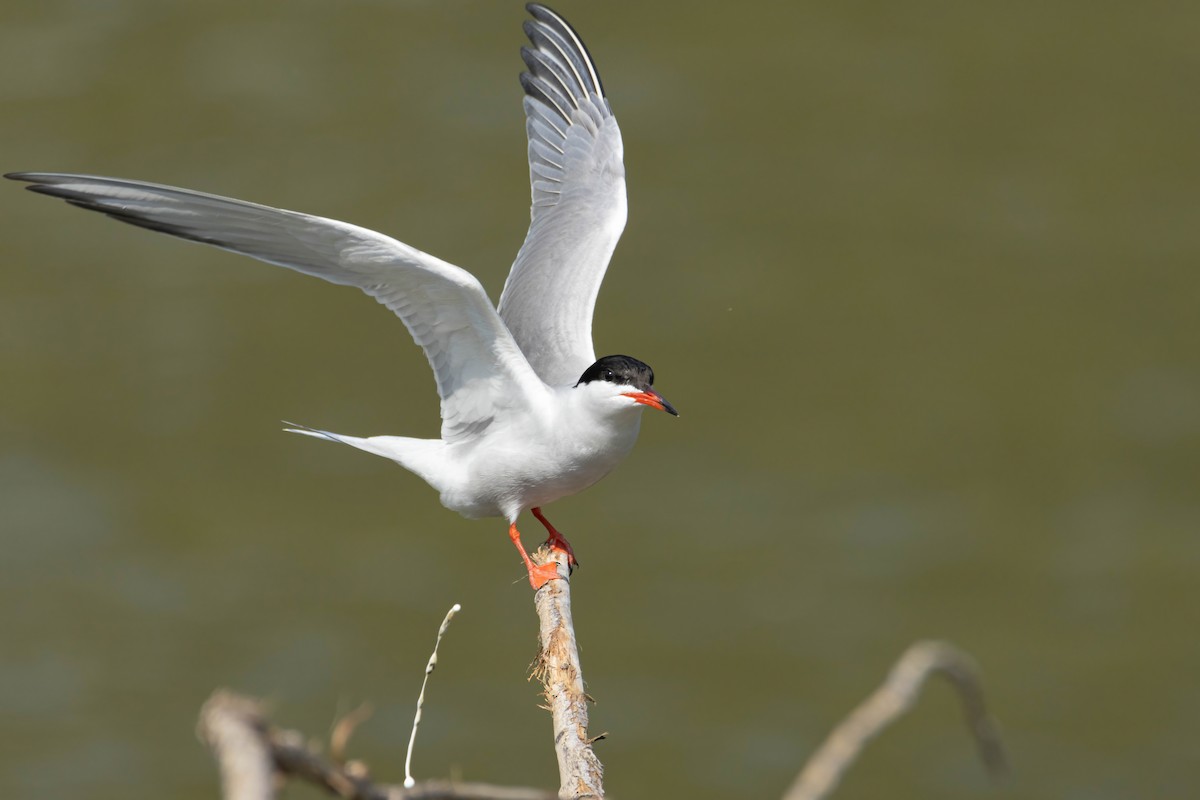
[{"left": 436, "top": 412, "right": 642, "bottom": 520}]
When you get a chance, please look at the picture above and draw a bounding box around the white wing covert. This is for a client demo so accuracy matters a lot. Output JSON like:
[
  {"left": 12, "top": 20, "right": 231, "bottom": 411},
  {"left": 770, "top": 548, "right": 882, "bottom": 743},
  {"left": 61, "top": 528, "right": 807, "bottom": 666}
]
[
  {"left": 498, "top": 3, "right": 628, "bottom": 388},
  {"left": 10, "top": 173, "right": 546, "bottom": 443}
]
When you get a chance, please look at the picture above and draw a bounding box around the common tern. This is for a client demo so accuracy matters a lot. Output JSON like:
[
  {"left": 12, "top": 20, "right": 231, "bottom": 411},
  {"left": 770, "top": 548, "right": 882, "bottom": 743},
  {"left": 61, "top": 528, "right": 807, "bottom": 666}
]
[{"left": 8, "top": 4, "right": 675, "bottom": 590}]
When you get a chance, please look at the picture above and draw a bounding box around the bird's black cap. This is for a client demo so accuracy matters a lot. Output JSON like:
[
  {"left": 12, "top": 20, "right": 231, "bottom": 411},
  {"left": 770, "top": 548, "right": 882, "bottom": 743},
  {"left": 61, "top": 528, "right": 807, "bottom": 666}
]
[
  {"left": 577, "top": 355, "right": 655, "bottom": 389},
  {"left": 577, "top": 355, "right": 678, "bottom": 416}
]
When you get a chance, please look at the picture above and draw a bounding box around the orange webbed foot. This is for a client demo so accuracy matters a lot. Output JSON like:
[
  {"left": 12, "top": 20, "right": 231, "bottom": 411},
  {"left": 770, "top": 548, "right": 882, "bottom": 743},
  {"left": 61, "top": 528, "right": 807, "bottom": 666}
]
[
  {"left": 509, "top": 521, "right": 565, "bottom": 591},
  {"left": 532, "top": 507, "right": 579, "bottom": 569},
  {"left": 527, "top": 561, "right": 563, "bottom": 591}
]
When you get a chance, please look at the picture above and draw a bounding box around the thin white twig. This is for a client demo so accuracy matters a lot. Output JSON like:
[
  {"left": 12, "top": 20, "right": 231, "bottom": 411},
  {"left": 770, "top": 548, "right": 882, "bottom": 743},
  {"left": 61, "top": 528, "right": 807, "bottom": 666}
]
[{"left": 405, "top": 603, "right": 463, "bottom": 789}]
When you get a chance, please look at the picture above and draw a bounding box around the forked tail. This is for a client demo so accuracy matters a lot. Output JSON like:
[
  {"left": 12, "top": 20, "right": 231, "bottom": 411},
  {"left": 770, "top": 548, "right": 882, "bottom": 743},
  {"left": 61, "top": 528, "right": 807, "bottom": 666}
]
[{"left": 282, "top": 421, "right": 448, "bottom": 483}]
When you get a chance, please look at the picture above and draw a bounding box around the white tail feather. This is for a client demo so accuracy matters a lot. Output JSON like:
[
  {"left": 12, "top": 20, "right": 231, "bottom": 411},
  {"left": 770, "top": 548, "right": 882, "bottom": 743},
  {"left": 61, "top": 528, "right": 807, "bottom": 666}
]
[{"left": 281, "top": 420, "right": 448, "bottom": 481}]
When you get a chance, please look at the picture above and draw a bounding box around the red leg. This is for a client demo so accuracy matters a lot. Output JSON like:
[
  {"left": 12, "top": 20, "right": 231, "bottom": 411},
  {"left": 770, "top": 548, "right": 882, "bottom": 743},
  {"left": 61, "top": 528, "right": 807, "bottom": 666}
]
[
  {"left": 509, "top": 522, "right": 561, "bottom": 590},
  {"left": 531, "top": 507, "right": 578, "bottom": 568}
]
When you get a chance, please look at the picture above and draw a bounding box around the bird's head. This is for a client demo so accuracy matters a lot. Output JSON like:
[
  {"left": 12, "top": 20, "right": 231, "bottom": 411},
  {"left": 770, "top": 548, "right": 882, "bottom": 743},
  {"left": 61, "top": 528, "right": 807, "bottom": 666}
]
[{"left": 575, "top": 354, "right": 678, "bottom": 417}]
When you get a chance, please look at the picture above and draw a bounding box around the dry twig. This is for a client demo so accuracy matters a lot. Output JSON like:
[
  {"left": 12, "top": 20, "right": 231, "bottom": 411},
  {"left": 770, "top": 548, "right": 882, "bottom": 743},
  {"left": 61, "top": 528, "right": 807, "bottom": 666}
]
[
  {"left": 197, "top": 689, "right": 558, "bottom": 800},
  {"left": 783, "top": 640, "right": 1008, "bottom": 800},
  {"left": 406, "top": 604, "right": 463, "bottom": 787},
  {"left": 530, "top": 545, "right": 604, "bottom": 798}
]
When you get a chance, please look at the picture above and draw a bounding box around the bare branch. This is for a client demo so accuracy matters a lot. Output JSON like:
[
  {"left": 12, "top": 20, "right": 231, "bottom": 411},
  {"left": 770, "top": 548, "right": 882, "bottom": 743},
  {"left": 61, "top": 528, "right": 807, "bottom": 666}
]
[
  {"left": 783, "top": 640, "right": 1008, "bottom": 800},
  {"left": 198, "top": 689, "right": 559, "bottom": 800},
  {"left": 198, "top": 691, "right": 277, "bottom": 800},
  {"left": 530, "top": 545, "right": 605, "bottom": 798}
]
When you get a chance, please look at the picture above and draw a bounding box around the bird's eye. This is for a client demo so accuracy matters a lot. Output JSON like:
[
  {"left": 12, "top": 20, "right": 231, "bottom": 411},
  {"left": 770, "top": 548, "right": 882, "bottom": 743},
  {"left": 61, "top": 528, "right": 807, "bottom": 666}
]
[{"left": 603, "top": 370, "right": 615, "bottom": 381}]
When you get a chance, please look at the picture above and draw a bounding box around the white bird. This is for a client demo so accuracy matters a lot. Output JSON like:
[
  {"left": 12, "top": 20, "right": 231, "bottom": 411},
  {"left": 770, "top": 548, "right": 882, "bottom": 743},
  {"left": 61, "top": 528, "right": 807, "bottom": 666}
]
[{"left": 8, "top": 3, "right": 675, "bottom": 590}]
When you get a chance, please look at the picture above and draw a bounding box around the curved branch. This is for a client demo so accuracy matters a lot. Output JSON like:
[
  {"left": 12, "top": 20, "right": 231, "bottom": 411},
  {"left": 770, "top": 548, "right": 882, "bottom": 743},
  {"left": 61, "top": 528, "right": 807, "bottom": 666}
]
[{"left": 783, "top": 640, "right": 1008, "bottom": 800}]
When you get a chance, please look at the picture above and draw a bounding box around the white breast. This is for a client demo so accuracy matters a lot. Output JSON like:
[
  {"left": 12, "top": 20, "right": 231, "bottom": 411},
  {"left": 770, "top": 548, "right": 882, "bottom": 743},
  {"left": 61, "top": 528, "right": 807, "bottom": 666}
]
[{"left": 435, "top": 400, "right": 644, "bottom": 521}]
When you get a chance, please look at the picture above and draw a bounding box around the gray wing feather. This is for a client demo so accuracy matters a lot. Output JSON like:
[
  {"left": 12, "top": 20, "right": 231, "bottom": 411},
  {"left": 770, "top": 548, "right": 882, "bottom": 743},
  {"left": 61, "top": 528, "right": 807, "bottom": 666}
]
[
  {"left": 8, "top": 172, "right": 547, "bottom": 443},
  {"left": 498, "top": 3, "right": 627, "bottom": 388}
]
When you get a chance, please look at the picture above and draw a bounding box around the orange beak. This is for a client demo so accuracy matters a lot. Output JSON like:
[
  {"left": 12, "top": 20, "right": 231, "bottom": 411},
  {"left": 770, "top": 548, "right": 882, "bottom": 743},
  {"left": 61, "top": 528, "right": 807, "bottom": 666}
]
[{"left": 621, "top": 389, "right": 679, "bottom": 416}]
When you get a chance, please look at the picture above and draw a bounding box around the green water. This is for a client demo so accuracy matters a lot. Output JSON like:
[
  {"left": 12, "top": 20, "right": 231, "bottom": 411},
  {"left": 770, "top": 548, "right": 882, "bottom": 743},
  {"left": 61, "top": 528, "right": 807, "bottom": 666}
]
[{"left": 2, "top": 2, "right": 1197, "bottom": 798}]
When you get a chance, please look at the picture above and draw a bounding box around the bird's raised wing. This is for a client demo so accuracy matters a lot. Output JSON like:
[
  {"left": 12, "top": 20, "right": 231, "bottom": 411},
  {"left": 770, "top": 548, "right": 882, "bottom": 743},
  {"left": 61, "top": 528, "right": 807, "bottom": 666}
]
[
  {"left": 498, "top": 3, "right": 628, "bottom": 388},
  {"left": 7, "top": 172, "right": 548, "bottom": 443}
]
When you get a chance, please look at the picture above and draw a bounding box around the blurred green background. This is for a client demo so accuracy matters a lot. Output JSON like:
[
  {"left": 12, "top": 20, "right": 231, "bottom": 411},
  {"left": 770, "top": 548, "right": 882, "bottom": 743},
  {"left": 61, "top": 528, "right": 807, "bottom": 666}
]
[{"left": 2, "top": 1, "right": 1197, "bottom": 798}]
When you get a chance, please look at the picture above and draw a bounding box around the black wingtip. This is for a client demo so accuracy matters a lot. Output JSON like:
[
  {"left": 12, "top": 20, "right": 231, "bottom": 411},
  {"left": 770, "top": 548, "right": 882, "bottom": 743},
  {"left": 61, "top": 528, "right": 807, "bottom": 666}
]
[
  {"left": 525, "top": 4, "right": 560, "bottom": 23},
  {"left": 6, "top": 173, "right": 72, "bottom": 195},
  {"left": 522, "top": 3, "right": 605, "bottom": 99},
  {"left": 520, "top": 70, "right": 569, "bottom": 120},
  {"left": 25, "top": 183, "right": 65, "bottom": 198}
]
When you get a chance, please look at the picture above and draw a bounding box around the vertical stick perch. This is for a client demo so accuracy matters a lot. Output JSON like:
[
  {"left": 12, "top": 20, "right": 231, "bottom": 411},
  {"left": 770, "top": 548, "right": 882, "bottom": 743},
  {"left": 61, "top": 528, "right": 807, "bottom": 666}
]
[{"left": 531, "top": 546, "right": 604, "bottom": 799}]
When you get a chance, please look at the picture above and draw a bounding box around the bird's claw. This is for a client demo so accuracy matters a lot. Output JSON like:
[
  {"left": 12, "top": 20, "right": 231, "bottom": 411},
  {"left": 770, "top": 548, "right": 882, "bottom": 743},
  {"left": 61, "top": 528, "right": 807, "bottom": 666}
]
[
  {"left": 544, "top": 536, "right": 579, "bottom": 570},
  {"left": 527, "top": 561, "right": 564, "bottom": 591}
]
